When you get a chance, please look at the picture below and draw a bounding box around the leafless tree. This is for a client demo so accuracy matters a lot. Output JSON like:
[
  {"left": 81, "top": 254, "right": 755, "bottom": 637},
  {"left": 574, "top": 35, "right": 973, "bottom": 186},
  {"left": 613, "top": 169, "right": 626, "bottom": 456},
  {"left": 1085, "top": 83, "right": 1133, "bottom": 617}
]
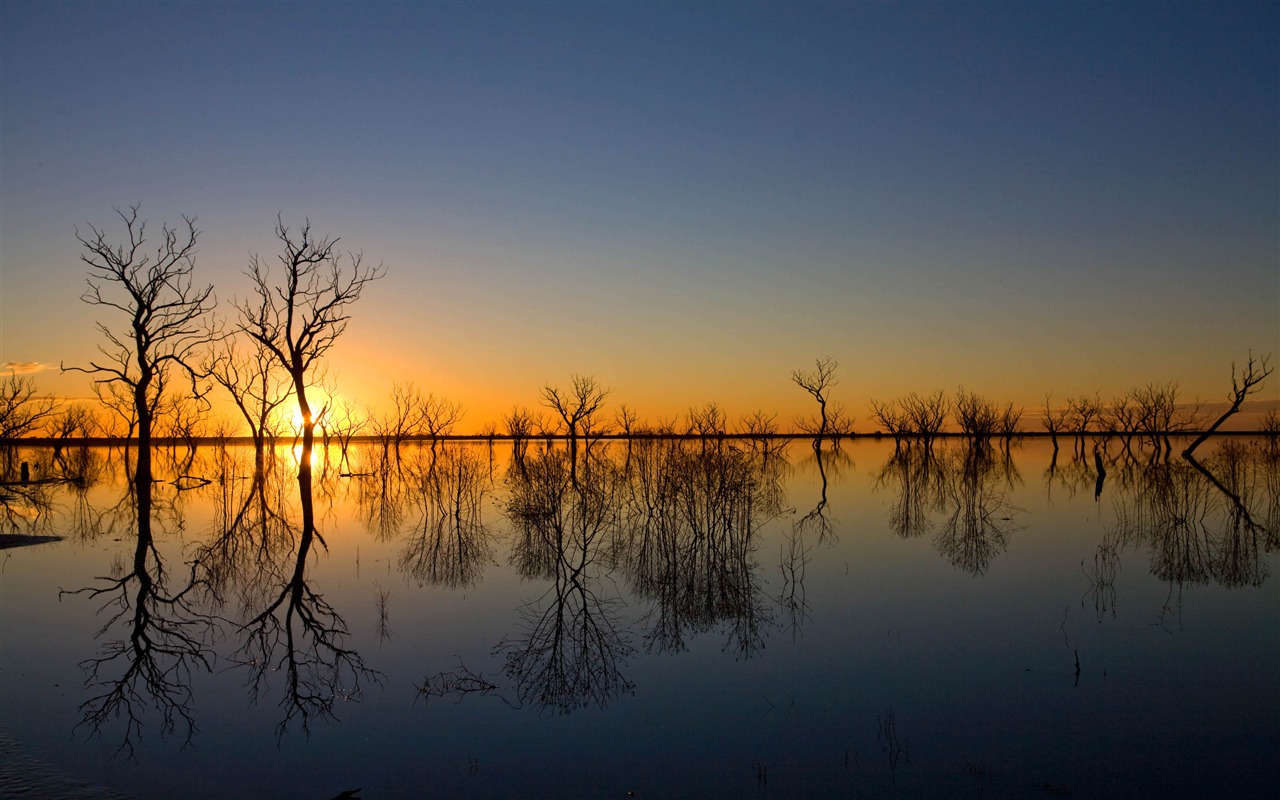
[
  {"left": 375, "top": 382, "right": 426, "bottom": 450},
  {"left": 0, "top": 373, "right": 58, "bottom": 440},
  {"left": 1063, "top": 393, "right": 1103, "bottom": 436},
  {"left": 504, "top": 405, "right": 539, "bottom": 467},
  {"left": 326, "top": 395, "right": 368, "bottom": 471},
  {"left": 903, "top": 390, "right": 949, "bottom": 441},
  {"left": 687, "top": 402, "right": 727, "bottom": 438},
  {"left": 1042, "top": 393, "right": 1068, "bottom": 452},
  {"left": 421, "top": 393, "right": 465, "bottom": 440},
  {"left": 792, "top": 357, "right": 841, "bottom": 442},
  {"left": 953, "top": 388, "right": 999, "bottom": 438},
  {"left": 207, "top": 335, "right": 292, "bottom": 454},
  {"left": 47, "top": 402, "right": 100, "bottom": 441},
  {"left": 614, "top": 404, "right": 639, "bottom": 438},
  {"left": 541, "top": 374, "right": 609, "bottom": 467},
  {"left": 237, "top": 216, "right": 383, "bottom": 456},
  {"left": 868, "top": 398, "right": 910, "bottom": 439},
  {"left": 1184, "top": 353, "right": 1273, "bottom": 457},
  {"left": 65, "top": 205, "right": 217, "bottom": 532}
]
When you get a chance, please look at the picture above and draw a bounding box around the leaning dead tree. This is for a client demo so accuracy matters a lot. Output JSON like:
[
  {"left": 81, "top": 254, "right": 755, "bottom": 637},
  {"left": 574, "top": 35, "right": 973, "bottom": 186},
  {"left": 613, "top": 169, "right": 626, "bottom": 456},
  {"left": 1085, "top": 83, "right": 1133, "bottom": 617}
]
[{"left": 1183, "top": 352, "right": 1273, "bottom": 457}]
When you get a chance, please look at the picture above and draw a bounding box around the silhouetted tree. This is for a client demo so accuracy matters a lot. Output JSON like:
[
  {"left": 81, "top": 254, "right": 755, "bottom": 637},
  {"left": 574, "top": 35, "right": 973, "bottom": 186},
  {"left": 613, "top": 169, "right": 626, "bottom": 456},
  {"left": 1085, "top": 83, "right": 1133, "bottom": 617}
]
[
  {"left": 792, "top": 356, "right": 843, "bottom": 443},
  {"left": 1184, "top": 352, "right": 1273, "bottom": 457},
  {"left": 66, "top": 205, "right": 217, "bottom": 542},
  {"left": 238, "top": 216, "right": 383, "bottom": 454},
  {"left": 541, "top": 374, "right": 609, "bottom": 468},
  {"left": 0, "top": 373, "right": 58, "bottom": 441},
  {"left": 207, "top": 335, "right": 292, "bottom": 456}
]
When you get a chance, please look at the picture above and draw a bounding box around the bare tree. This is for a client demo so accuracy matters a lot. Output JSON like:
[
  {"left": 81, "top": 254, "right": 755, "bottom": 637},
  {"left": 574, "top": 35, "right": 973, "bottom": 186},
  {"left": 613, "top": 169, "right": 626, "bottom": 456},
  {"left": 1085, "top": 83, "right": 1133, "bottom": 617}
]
[
  {"left": 65, "top": 206, "right": 217, "bottom": 516},
  {"left": 207, "top": 335, "right": 293, "bottom": 455},
  {"left": 1042, "top": 393, "right": 1067, "bottom": 452},
  {"left": 902, "top": 390, "right": 949, "bottom": 441},
  {"left": 237, "top": 216, "right": 383, "bottom": 541},
  {"left": 0, "top": 373, "right": 58, "bottom": 440},
  {"left": 686, "top": 402, "right": 727, "bottom": 438},
  {"left": 238, "top": 216, "right": 383, "bottom": 452},
  {"left": 792, "top": 357, "right": 841, "bottom": 442},
  {"left": 541, "top": 374, "right": 610, "bottom": 450},
  {"left": 614, "top": 404, "right": 639, "bottom": 438},
  {"left": 420, "top": 393, "right": 465, "bottom": 440},
  {"left": 868, "top": 398, "right": 909, "bottom": 439},
  {"left": 1184, "top": 353, "right": 1273, "bottom": 457},
  {"left": 953, "top": 388, "right": 999, "bottom": 438}
]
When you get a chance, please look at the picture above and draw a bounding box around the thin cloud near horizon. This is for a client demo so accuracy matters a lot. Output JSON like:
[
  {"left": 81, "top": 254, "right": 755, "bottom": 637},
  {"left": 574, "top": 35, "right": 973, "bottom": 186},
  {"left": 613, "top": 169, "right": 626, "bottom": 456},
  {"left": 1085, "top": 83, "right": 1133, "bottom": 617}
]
[{"left": 2, "top": 361, "right": 50, "bottom": 375}]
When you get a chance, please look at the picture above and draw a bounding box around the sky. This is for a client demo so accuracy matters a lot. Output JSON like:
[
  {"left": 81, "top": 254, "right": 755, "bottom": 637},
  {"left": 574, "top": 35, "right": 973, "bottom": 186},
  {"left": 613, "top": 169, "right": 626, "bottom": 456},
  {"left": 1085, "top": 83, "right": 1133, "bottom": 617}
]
[{"left": 1, "top": 1, "right": 1277, "bottom": 433}]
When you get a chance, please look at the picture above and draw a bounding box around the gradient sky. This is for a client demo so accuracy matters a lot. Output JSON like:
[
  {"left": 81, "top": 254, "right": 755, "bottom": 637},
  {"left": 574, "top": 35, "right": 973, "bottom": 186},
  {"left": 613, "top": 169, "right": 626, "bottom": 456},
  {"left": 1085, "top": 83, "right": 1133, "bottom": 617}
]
[{"left": 2, "top": 1, "right": 1277, "bottom": 431}]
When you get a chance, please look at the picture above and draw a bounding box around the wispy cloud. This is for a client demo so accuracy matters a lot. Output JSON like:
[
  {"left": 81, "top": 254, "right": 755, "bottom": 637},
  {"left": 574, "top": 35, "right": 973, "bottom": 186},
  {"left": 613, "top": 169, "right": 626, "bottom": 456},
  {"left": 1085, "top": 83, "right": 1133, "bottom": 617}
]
[{"left": 1, "top": 361, "right": 50, "bottom": 375}]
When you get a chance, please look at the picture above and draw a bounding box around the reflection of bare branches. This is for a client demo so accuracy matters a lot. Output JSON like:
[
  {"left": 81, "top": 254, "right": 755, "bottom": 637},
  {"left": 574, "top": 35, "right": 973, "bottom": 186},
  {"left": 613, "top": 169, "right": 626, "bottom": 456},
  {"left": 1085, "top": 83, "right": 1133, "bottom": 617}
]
[
  {"left": 794, "top": 445, "right": 846, "bottom": 544},
  {"left": 777, "top": 528, "right": 812, "bottom": 640},
  {"left": 875, "top": 440, "right": 948, "bottom": 540},
  {"left": 933, "top": 442, "right": 1022, "bottom": 576},
  {"left": 1081, "top": 534, "right": 1120, "bottom": 622},
  {"left": 416, "top": 659, "right": 502, "bottom": 706},
  {"left": 1106, "top": 441, "right": 1278, "bottom": 595},
  {"left": 878, "top": 708, "right": 908, "bottom": 781},
  {"left": 233, "top": 526, "right": 381, "bottom": 737},
  {"left": 232, "top": 448, "right": 381, "bottom": 738},
  {"left": 353, "top": 446, "right": 409, "bottom": 541},
  {"left": 374, "top": 583, "right": 392, "bottom": 644},
  {"left": 59, "top": 482, "right": 214, "bottom": 758},
  {"left": 195, "top": 450, "right": 295, "bottom": 611},
  {"left": 499, "top": 446, "right": 635, "bottom": 713},
  {"left": 399, "top": 445, "right": 494, "bottom": 589},
  {"left": 498, "top": 567, "right": 635, "bottom": 715},
  {"left": 619, "top": 439, "right": 774, "bottom": 658}
]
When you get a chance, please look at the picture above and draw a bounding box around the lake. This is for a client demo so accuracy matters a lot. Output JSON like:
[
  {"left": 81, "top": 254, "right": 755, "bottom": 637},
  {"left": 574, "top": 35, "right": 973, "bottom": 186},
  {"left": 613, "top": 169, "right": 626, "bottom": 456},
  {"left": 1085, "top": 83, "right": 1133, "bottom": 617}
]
[{"left": 1, "top": 436, "right": 1276, "bottom": 799}]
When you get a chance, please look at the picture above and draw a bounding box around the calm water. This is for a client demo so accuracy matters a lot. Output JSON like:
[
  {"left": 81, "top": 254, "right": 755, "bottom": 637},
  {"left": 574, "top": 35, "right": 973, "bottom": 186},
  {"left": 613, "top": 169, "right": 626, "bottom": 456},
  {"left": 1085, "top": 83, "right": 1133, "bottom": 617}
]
[{"left": 1, "top": 437, "right": 1277, "bottom": 799}]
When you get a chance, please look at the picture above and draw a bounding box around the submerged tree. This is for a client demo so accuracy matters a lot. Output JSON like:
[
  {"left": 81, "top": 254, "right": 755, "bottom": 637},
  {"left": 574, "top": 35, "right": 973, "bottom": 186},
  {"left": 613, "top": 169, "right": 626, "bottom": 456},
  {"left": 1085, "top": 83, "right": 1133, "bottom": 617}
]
[
  {"left": 1184, "top": 353, "right": 1273, "bottom": 457},
  {"left": 792, "top": 356, "right": 844, "bottom": 443},
  {"left": 238, "top": 217, "right": 383, "bottom": 452},
  {"left": 65, "top": 205, "right": 217, "bottom": 525}
]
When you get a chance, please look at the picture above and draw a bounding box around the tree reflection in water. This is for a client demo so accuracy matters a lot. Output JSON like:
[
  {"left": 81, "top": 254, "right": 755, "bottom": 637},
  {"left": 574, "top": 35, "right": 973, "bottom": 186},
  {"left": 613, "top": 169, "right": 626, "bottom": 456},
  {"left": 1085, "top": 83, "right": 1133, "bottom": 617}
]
[
  {"left": 876, "top": 439, "right": 1022, "bottom": 576},
  {"left": 499, "top": 445, "right": 634, "bottom": 713},
  {"left": 1106, "top": 440, "right": 1277, "bottom": 608},
  {"left": 228, "top": 437, "right": 382, "bottom": 737},
  {"left": 399, "top": 445, "right": 494, "bottom": 590},
  {"left": 39, "top": 435, "right": 1277, "bottom": 756},
  {"left": 59, "top": 450, "right": 214, "bottom": 758}
]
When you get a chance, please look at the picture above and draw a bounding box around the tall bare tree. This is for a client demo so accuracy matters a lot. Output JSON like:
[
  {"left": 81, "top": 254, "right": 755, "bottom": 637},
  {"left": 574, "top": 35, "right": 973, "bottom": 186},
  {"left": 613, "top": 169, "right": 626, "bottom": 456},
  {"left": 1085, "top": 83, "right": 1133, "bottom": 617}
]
[
  {"left": 65, "top": 206, "right": 216, "bottom": 512},
  {"left": 792, "top": 357, "right": 841, "bottom": 442},
  {"left": 237, "top": 218, "right": 383, "bottom": 499}
]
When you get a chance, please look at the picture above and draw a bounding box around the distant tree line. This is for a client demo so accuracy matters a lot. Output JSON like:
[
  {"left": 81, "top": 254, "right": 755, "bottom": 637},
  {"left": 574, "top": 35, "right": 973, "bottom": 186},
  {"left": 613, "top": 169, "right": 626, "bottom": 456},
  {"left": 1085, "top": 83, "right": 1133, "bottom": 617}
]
[{"left": 0, "top": 208, "right": 1275, "bottom": 459}]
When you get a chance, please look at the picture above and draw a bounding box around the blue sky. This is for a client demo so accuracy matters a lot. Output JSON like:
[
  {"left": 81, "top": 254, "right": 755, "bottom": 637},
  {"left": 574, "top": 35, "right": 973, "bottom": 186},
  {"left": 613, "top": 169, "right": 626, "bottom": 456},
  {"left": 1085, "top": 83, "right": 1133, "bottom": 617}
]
[{"left": 2, "top": 1, "right": 1276, "bottom": 429}]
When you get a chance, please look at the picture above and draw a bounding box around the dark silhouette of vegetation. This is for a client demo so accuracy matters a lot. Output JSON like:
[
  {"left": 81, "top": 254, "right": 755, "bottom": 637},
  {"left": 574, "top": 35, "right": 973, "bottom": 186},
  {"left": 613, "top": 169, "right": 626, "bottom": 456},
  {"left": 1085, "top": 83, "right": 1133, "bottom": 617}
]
[
  {"left": 206, "top": 335, "right": 292, "bottom": 457},
  {"left": 792, "top": 357, "right": 852, "bottom": 443},
  {"left": 1184, "top": 353, "right": 1273, "bottom": 457},
  {"left": 0, "top": 373, "right": 58, "bottom": 442},
  {"left": 65, "top": 206, "right": 217, "bottom": 516}
]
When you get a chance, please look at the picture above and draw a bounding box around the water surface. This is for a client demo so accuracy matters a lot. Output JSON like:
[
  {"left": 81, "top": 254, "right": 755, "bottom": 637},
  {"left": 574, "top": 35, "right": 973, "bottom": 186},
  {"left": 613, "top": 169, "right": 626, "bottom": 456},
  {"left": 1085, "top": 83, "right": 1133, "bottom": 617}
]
[{"left": 1, "top": 437, "right": 1276, "bottom": 798}]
